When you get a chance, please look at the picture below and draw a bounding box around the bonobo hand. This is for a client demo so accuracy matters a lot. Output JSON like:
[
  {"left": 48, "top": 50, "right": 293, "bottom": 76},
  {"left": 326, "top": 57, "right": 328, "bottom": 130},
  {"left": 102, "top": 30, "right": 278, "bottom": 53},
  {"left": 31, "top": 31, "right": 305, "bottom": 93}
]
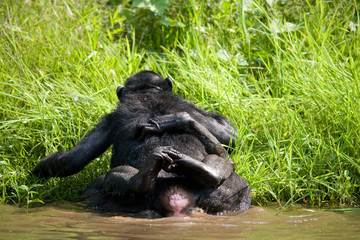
[
  {"left": 132, "top": 119, "right": 162, "bottom": 139},
  {"left": 150, "top": 146, "right": 216, "bottom": 179},
  {"left": 132, "top": 113, "right": 192, "bottom": 139},
  {"left": 32, "top": 151, "right": 67, "bottom": 178},
  {"left": 143, "top": 146, "right": 182, "bottom": 173},
  {"left": 147, "top": 146, "right": 209, "bottom": 176},
  {"left": 135, "top": 146, "right": 182, "bottom": 194}
]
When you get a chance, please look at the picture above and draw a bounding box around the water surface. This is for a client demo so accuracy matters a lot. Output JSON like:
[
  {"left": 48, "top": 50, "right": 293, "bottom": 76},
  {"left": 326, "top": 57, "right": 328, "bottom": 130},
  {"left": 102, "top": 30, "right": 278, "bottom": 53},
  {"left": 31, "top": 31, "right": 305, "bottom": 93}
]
[{"left": 0, "top": 202, "right": 359, "bottom": 239}]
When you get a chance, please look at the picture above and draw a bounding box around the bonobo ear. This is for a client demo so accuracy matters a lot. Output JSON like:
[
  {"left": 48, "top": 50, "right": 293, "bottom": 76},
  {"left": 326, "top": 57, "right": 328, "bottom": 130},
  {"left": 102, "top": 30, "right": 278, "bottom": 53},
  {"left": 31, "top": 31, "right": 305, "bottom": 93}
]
[
  {"left": 116, "top": 86, "right": 124, "bottom": 101},
  {"left": 165, "top": 77, "right": 172, "bottom": 91}
]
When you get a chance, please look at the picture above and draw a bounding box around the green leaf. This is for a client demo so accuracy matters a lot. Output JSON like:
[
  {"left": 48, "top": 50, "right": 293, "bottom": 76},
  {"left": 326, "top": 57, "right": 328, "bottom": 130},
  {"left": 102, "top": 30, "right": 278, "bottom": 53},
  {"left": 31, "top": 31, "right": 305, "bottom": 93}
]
[{"left": 131, "top": 0, "right": 170, "bottom": 16}]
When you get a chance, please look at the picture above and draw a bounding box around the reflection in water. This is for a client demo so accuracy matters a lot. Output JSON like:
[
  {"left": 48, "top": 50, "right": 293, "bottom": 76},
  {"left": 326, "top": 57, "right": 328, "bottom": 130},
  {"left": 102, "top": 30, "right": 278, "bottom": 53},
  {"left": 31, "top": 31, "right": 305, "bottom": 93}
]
[{"left": 0, "top": 202, "right": 359, "bottom": 239}]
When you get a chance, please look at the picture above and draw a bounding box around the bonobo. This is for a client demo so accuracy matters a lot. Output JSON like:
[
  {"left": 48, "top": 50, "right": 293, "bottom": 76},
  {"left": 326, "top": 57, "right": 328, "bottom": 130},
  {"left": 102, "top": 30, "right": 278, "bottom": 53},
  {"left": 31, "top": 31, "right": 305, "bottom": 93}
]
[{"left": 32, "top": 71, "right": 251, "bottom": 217}]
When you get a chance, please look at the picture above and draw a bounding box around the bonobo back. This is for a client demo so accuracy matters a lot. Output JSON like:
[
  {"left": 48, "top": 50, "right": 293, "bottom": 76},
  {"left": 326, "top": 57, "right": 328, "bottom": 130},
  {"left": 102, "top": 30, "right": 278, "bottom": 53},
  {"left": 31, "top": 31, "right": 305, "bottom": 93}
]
[{"left": 109, "top": 92, "right": 208, "bottom": 169}]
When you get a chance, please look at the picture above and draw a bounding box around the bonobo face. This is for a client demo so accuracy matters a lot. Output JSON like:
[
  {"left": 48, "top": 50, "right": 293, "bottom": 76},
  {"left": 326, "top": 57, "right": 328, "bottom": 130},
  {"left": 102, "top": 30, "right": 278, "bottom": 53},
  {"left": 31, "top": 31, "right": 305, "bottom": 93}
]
[
  {"left": 155, "top": 185, "right": 195, "bottom": 217},
  {"left": 117, "top": 71, "right": 172, "bottom": 101}
]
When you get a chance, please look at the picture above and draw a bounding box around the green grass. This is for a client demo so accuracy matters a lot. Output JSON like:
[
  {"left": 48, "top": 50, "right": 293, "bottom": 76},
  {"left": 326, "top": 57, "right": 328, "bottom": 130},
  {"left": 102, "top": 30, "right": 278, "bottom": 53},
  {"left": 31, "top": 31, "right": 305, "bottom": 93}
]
[{"left": 1, "top": 0, "right": 359, "bottom": 209}]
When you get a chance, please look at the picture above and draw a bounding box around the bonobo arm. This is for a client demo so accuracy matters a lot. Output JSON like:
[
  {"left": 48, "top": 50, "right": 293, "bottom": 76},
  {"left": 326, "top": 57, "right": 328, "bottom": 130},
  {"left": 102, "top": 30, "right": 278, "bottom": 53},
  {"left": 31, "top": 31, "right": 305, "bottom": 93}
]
[
  {"left": 32, "top": 116, "right": 112, "bottom": 178},
  {"left": 134, "top": 113, "right": 235, "bottom": 185},
  {"left": 164, "top": 151, "right": 234, "bottom": 187},
  {"left": 134, "top": 112, "right": 228, "bottom": 157},
  {"left": 131, "top": 146, "right": 178, "bottom": 195},
  {"left": 192, "top": 109, "right": 238, "bottom": 149},
  {"left": 102, "top": 146, "right": 178, "bottom": 196}
]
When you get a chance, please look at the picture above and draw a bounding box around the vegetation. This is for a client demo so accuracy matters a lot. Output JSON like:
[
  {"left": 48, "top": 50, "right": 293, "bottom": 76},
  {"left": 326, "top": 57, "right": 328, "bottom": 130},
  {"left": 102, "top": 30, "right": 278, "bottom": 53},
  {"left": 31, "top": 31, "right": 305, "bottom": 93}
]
[{"left": 1, "top": 0, "right": 359, "bottom": 209}]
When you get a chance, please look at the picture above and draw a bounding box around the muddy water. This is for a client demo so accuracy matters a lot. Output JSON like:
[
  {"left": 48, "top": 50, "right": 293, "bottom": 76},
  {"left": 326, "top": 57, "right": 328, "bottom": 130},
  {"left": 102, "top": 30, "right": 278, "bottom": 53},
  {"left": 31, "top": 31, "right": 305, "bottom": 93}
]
[{"left": 0, "top": 202, "right": 359, "bottom": 240}]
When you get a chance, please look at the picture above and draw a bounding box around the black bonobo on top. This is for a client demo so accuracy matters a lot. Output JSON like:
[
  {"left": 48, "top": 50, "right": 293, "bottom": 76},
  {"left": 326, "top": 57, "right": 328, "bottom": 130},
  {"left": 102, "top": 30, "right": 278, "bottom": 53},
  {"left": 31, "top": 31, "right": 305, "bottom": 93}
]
[{"left": 32, "top": 71, "right": 251, "bottom": 217}]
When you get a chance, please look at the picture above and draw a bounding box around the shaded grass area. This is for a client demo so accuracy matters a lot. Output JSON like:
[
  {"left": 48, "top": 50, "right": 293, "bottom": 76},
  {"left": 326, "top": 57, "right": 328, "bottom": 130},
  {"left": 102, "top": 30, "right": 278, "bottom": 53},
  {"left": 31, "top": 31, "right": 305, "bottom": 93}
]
[{"left": 1, "top": 0, "right": 359, "bottom": 208}]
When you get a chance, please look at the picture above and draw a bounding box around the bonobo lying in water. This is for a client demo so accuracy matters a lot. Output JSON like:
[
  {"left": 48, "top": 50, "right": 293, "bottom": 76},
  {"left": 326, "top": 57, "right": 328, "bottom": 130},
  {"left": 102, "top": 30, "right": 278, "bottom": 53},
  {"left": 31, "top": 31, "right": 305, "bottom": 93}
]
[{"left": 32, "top": 71, "right": 251, "bottom": 217}]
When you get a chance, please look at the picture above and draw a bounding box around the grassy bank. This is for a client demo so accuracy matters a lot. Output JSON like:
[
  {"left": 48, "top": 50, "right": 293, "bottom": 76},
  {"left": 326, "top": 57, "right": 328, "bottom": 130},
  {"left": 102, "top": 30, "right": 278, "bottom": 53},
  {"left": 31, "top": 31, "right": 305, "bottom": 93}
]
[{"left": 1, "top": 0, "right": 359, "bottom": 208}]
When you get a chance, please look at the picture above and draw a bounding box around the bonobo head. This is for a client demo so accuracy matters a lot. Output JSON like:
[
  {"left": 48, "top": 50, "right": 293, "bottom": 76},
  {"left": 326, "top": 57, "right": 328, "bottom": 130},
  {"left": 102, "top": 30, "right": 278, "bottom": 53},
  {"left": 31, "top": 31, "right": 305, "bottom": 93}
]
[
  {"left": 117, "top": 71, "right": 172, "bottom": 101},
  {"left": 154, "top": 185, "right": 195, "bottom": 217}
]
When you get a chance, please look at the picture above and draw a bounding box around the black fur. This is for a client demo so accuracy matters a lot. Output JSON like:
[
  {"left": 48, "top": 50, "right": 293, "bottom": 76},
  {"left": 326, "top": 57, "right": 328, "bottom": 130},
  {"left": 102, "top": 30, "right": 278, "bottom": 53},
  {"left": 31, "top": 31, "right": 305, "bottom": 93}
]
[{"left": 32, "top": 71, "right": 251, "bottom": 216}]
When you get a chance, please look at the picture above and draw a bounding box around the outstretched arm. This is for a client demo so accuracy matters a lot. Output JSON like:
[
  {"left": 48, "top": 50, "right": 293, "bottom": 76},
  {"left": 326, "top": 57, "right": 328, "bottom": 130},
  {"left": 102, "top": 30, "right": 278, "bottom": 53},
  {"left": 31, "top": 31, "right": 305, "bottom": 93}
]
[{"left": 32, "top": 115, "right": 112, "bottom": 178}]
